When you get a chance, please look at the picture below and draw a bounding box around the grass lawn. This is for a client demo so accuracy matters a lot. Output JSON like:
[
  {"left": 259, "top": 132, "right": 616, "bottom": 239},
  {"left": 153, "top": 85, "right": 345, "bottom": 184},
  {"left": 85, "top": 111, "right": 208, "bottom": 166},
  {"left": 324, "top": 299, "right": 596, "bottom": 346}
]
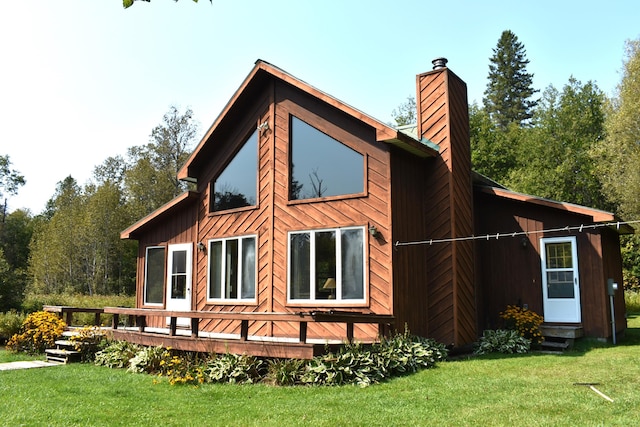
[{"left": 2, "top": 316, "right": 639, "bottom": 426}]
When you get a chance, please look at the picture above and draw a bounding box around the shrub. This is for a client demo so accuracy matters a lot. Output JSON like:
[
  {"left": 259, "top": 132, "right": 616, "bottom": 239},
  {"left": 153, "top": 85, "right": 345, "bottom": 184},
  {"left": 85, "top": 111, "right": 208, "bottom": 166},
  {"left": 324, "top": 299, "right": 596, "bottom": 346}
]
[
  {"left": 500, "top": 305, "right": 543, "bottom": 344},
  {"left": 474, "top": 329, "right": 531, "bottom": 355},
  {"left": 266, "top": 358, "right": 306, "bottom": 386},
  {"left": 203, "top": 353, "right": 266, "bottom": 384},
  {"left": 625, "top": 291, "right": 640, "bottom": 314},
  {"left": 68, "top": 326, "right": 108, "bottom": 361},
  {"left": 128, "top": 345, "right": 172, "bottom": 374},
  {"left": 0, "top": 310, "right": 26, "bottom": 343},
  {"left": 6, "top": 311, "right": 66, "bottom": 354},
  {"left": 95, "top": 340, "right": 142, "bottom": 368}
]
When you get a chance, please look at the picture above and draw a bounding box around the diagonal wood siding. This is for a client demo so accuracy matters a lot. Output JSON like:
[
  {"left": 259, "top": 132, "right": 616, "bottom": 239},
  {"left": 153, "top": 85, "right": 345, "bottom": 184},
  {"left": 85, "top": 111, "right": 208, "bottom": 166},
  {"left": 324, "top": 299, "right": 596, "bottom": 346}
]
[{"left": 416, "top": 68, "right": 476, "bottom": 347}]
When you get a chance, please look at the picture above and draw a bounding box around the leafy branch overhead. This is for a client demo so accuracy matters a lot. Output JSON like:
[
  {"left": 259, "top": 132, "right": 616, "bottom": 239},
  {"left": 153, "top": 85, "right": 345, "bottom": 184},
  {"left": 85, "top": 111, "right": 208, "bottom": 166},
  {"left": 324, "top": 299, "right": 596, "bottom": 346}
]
[{"left": 123, "top": 0, "right": 211, "bottom": 8}]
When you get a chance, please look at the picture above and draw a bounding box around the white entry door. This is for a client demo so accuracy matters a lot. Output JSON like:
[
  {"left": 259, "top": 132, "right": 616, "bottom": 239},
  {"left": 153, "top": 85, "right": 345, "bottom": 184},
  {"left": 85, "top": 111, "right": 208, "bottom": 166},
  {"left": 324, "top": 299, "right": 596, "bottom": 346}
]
[
  {"left": 166, "top": 243, "right": 193, "bottom": 326},
  {"left": 540, "top": 236, "right": 581, "bottom": 323}
]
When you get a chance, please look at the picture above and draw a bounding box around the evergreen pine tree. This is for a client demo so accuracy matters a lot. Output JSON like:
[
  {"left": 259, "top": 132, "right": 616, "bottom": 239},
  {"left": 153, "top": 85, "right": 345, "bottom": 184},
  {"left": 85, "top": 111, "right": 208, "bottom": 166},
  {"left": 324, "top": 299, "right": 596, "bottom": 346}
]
[{"left": 483, "top": 30, "right": 538, "bottom": 128}]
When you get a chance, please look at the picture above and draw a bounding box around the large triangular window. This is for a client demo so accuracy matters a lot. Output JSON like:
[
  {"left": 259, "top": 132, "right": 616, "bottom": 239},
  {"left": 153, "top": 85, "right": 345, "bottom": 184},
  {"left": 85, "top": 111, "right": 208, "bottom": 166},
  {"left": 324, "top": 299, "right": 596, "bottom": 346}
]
[
  {"left": 289, "top": 116, "right": 364, "bottom": 200},
  {"left": 211, "top": 129, "right": 258, "bottom": 212}
]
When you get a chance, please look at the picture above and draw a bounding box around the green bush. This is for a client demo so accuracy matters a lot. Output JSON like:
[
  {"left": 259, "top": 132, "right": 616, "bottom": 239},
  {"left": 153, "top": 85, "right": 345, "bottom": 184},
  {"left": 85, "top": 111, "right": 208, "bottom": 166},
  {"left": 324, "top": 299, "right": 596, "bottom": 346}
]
[
  {"left": 6, "top": 311, "right": 66, "bottom": 354},
  {"left": 95, "top": 340, "right": 142, "bottom": 368},
  {"left": 203, "top": 353, "right": 266, "bottom": 384},
  {"left": 128, "top": 345, "right": 172, "bottom": 374},
  {"left": 0, "top": 310, "right": 26, "bottom": 343},
  {"left": 474, "top": 329, "right": 531, "bottom": 355},
  {"left": 626, "top": 291, "right": 640, "bottom": 314},
  {"left": 94, "top": 330, "right": 448, "bottom": 387}
]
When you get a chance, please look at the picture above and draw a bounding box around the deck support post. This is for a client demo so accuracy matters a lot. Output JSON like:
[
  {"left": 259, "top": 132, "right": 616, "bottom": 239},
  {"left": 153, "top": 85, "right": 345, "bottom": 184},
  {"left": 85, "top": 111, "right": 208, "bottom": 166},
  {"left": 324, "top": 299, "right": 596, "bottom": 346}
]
[
  {"left": 169, "top": 317, "right": 177, "bottom": 336},
  {"left": 136, "top": 315, "right": 146, "bottom": 332},
  {"left": 346, "top": 323, "right": 354, "bottom": 343},
  {"left": 299, "top": 322, "right": 308, "bottom": 343},
  {"left": 240, "top": 320, "right": 249, "bottom": 341},
  {"left": 191, "top": 317, "right": 199, "bottom": 338},
  {"left": 112, "top": 314, "right": 119, "bottom": 330}
]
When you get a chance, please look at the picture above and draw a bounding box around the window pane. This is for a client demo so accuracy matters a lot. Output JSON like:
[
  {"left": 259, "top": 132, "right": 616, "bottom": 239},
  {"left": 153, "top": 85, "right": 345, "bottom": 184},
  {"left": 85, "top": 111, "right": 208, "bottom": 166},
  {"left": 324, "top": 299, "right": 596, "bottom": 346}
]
[
  {"left": 290, "top": 233, "right": 311, "bottom": 299},
  {"left": 241, "top": 237, "right": 256, "bottom": 299},
  {"left": 145, "top": 247, "right": 165, "bottom": 304},
  {"left": 226, "top": 240, "right": 238, "bottom": 299},
  {"left": 172, "top": 250, "right": 187, "bottom": 274},
  {"left": 547, "top": 271, "right": 575, "bottom": 298},
  {"left": 290, "top": 117, "right": 364, "bottom": 200},
  {"left": 341, "top": 229, "right": 364, "bottom": 299},
  {"left": 545, "top": 243, "right": 573, "bottom": 269},
  {"left": 213, "top": 129, "right": 257, "bottom": 211},
  {"left": 171, "top": 275, "right": 186, "bottom": 299},
  {"left": 209, "top": 241, "right": 223, "bottom": 299},
  {"left": 315, "top": 231, "right": 336, "bottom": 299}
]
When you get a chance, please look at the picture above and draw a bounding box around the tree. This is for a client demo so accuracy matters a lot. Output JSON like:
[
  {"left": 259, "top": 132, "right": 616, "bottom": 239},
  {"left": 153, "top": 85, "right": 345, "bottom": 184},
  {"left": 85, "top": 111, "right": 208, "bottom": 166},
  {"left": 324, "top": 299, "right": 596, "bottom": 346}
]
[
  {"left": 125, "top": 105, "right": 198, "bottom": 217},
  {"left": 469, "top": 102, "right": 518, "bottom": 183},
  {"left": 594, "top": 39, "right": 640, "bottom": 220},
  {"left": 507, "top": 78, "right": 609, "bottom": 209},
  {"left": 0, "top": 155, "right": 25, "bottom": 221},
  {"left": 391, "top": 97, "right": 416, "bottom": 126},
  {"left": 483, "top": 30, "right": 538, "bottom": 129}
]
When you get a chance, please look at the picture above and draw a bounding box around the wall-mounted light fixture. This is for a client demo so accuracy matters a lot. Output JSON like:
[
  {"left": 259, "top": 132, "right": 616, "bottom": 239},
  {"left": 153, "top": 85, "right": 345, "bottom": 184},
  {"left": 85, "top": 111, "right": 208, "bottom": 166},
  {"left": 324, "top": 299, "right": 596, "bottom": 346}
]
[
  {"left": 257, "top": 120, "right": 269, "bottom": 132},
  {"left": 197, "top": 242, "right": 206, "bottom": 252},
  {"left": 369, "top": 225, "right": 380, "bottom": 238}
]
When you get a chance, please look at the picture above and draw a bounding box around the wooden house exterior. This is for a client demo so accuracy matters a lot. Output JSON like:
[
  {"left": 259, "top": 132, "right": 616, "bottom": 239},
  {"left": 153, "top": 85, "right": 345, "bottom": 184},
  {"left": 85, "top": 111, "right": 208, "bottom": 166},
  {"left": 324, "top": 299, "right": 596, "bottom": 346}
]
[{"left": 120, "top": 59, "right": 630, "bottom": 353}]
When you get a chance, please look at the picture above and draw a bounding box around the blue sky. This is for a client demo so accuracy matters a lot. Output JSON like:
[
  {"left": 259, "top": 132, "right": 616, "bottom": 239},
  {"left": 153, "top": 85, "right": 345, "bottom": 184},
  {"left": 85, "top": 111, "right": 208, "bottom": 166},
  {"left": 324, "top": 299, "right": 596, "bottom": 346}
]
[{"left": 1, "top": 0, "right": 638, "bottom": 213}]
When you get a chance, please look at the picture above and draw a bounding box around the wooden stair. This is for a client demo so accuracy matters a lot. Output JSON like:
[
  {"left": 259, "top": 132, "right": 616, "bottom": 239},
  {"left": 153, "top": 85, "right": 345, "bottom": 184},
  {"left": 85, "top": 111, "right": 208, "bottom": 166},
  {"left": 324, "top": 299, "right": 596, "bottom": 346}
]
[
  {"left": 539, "top": 324, "right": 583, "bottom": 352},
  {"left": 45, "top": 332, "right": 82, "bottom": 364}
]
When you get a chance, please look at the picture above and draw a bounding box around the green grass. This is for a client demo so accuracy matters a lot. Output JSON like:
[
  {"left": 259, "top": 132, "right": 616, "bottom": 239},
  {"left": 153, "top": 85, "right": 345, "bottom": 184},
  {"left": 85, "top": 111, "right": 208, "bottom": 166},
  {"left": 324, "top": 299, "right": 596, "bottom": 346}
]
[{"left": 2, "top": 316, "right": 640, "bottom": 426}]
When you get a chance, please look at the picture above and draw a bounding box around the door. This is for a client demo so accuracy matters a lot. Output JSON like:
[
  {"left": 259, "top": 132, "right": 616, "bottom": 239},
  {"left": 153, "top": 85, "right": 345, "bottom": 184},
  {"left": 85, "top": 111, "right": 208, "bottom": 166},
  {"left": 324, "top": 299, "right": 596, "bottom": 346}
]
[
  {"left": 540, "top": 236, "right": 581, "bottom": 323},
  {"left": 166, "top": 243, "right": 193, "bottom": 326}
]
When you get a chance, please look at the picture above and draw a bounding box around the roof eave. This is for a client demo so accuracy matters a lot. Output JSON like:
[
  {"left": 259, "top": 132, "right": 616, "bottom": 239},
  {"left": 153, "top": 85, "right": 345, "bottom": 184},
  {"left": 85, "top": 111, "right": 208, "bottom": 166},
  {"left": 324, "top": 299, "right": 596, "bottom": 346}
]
[
  {"left": 479, "top": 186, "right": 633, "bottom": 233},
  {"left": 120, "top": 191, "right": 200, "bottom": 240}
]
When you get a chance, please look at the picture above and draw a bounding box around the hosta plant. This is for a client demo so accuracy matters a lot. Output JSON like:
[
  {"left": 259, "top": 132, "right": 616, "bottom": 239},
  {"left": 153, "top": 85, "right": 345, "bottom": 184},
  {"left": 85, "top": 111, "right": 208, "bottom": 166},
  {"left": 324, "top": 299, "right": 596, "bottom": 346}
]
[{"left": 474, "top": 329, "right": 531, "bottom": 355}]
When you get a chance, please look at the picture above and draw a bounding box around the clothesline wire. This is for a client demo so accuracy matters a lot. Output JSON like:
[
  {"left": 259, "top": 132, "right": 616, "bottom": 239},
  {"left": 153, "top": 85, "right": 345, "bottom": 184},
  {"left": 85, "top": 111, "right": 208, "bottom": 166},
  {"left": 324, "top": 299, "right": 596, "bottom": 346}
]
[{"left": 394, "top": 219, "right": 640, "bottom": 248}]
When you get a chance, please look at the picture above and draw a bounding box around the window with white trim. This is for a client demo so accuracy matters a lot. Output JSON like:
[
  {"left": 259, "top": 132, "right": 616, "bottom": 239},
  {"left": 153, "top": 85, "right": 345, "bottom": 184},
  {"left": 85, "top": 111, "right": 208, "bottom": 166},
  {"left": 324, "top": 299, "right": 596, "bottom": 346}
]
[
  {"left": 207, "top": 236, "right": 257, "bottom": 302},
  {"left": 288, "top": 226, "right": 365, "bottom": 302},
  {"left": 144, "top": 246, "right": 165, "bottom": 305}
]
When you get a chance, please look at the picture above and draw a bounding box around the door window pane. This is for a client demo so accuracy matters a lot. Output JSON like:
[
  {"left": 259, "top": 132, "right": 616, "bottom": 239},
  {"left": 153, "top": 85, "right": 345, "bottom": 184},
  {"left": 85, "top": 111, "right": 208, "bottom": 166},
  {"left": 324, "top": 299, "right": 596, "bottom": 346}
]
[{"left": 290, "top": 117, "right": 364, "bottom": 200}]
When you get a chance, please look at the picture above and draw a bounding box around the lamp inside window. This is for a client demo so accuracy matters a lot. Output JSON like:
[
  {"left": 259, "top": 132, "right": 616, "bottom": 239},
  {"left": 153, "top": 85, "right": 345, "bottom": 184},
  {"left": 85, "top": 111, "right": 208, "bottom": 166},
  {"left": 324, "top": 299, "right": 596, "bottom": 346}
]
[{"left": 322, "top": 278, "right": 336, "bottom": 299}]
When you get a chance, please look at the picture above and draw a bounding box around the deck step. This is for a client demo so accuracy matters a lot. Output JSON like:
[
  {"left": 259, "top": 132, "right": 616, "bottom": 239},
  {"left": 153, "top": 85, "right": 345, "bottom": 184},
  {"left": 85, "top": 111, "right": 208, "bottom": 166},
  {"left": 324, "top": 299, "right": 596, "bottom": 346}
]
[{"left": 45, "top": 348, "right": 81, "bottom": 364}]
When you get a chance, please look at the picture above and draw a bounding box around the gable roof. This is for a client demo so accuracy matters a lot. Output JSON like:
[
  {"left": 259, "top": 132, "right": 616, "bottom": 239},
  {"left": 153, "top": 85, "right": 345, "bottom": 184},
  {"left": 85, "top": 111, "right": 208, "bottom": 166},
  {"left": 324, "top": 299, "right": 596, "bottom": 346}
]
[{"left": 177, "top": 60, "right": 438, "bottom": 182}]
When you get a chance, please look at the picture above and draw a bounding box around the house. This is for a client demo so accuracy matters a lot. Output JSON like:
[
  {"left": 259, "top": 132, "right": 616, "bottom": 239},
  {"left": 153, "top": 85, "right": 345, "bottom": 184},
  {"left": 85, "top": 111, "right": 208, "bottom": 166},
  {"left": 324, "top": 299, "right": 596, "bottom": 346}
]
[{"left": 119, "top": 58, "right": 630, "bottom": 354}]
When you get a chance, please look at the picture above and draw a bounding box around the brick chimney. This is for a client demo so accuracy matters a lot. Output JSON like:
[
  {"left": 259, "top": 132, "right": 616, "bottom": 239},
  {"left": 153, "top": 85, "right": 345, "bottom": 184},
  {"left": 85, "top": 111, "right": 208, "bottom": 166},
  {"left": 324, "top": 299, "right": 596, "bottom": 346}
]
[{"left": 417, "top": 58, "right": 476, "bottom": 347}]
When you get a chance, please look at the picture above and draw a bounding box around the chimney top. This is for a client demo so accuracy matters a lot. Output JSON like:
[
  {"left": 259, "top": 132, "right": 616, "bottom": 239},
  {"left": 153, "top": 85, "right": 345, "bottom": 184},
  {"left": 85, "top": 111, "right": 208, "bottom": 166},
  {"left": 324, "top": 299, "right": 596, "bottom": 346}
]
[{"left": 432, "top": 57, "right": 448, "bottom": 70}]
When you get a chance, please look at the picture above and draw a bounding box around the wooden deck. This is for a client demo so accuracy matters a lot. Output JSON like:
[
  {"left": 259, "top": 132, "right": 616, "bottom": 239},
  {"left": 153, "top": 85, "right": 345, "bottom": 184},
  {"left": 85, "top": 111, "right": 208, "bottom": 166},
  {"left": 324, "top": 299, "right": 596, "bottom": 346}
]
[{"left": 44, "top": 306, "right": 394, "bottom": 359}]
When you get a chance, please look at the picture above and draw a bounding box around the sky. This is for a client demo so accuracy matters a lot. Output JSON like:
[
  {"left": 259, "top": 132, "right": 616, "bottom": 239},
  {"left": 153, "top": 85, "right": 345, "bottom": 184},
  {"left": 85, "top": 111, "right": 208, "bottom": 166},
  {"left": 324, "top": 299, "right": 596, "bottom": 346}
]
[{"left": 1, "top": 0, "right": 639, "bottom": 214}]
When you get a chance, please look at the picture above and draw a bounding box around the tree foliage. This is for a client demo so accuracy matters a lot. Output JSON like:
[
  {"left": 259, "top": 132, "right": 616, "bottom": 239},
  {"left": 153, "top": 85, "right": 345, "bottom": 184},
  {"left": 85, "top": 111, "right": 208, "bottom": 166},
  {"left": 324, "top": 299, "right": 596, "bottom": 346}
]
[
  {"left": 125, "top": 106, "right": 198, "bottom": 218},
  {"left": 594, "top": 39, "right": 640, "bottom": 220},
  {"left": 483, "top": 30, "right": 538, "bottom": 129},
  {"left": 507, "top": 78, "right": 609, "bottom": 209},
  {"left": 391, "top": 97, "right": 416, "bottom": 127}
]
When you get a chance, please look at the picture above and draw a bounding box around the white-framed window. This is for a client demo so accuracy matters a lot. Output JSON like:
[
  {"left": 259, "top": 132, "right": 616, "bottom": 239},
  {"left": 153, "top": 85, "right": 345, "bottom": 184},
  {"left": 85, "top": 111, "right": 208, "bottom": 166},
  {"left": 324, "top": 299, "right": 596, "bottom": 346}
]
[
  {"left": 144, "top": 246, "right": 165, "bottom": 306},
  {"left": 207, "top": 235, "right": 257, "bottom": 302},
  {"left": 288, "top": 226, "right": 366, "bottom": 303}
]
